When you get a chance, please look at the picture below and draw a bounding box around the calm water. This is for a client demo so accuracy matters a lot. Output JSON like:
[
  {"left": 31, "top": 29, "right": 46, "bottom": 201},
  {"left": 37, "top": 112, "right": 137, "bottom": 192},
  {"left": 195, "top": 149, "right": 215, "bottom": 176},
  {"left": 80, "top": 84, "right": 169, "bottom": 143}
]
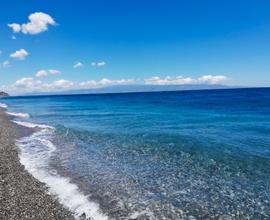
[{"left": 2, "top": 88, "right": 270, "bottom": 219}]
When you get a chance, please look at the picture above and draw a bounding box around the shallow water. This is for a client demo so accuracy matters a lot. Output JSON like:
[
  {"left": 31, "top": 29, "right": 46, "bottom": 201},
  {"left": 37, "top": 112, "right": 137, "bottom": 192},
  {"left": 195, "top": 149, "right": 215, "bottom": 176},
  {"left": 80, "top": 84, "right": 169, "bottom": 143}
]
[{"left": 3, "top": 88, "right": 270, "bottom": 219}]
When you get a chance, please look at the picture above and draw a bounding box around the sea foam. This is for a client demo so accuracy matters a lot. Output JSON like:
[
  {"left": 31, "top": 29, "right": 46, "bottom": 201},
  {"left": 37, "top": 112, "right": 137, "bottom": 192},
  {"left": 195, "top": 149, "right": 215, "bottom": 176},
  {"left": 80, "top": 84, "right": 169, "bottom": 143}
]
[
  {"left": 15, "top": 121, "right": 107, "bottom": 220},
  {"left": 6, "top": 111, "right": 30, "bottom": 118},
  {"left": 0, "top": 102, "right": 8, "bottom": 108},
  {"left": 12, "top": 120, "right": 54, "bottom": 129}
]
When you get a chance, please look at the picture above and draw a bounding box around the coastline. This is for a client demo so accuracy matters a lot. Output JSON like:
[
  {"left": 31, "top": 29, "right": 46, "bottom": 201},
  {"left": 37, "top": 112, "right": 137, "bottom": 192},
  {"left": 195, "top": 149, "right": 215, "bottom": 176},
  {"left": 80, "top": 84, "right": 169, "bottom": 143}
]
[
  {"left": 1, "top": 88, "right": 269, "bottom": 219},
  {"left": 0, "top": 110, "right": 75, "bottom": 219}
]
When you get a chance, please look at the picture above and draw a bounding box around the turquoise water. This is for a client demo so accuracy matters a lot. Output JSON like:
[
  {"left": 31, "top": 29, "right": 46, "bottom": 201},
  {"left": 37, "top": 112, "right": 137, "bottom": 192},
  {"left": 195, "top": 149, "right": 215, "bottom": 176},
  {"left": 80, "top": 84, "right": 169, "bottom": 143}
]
[{"left": 2, "top": 88, "right": 270, "bottom": 219}]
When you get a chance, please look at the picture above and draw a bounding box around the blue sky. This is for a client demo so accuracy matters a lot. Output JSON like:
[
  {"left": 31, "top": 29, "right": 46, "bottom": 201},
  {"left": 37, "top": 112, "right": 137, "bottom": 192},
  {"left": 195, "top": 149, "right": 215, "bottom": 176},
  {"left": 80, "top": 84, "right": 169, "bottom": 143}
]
[{"left": 1, "top": 0, "right": 270, "bottom": 94}]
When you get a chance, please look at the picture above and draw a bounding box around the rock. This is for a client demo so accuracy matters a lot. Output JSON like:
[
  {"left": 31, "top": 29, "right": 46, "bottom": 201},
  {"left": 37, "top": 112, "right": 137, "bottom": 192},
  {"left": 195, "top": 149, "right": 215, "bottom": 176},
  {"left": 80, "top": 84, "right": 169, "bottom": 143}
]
[{"left": 0, "top": 91, "right": 9, "bottom": 98}]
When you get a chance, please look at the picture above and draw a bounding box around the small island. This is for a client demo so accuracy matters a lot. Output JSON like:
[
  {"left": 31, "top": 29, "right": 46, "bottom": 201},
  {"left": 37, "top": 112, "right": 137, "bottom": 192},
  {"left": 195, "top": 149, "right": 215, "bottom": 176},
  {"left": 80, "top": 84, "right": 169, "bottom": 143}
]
[{"left": 0, "top": 92, "right": 9, "bottom": 98}]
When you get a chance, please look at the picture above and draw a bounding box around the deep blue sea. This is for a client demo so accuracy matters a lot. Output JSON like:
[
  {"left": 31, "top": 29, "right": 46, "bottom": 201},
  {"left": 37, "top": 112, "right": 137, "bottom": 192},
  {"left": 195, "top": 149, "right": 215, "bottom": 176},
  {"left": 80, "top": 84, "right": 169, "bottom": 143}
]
[{"left": 1, "top": 88, "right": 270, "bottom": 219}]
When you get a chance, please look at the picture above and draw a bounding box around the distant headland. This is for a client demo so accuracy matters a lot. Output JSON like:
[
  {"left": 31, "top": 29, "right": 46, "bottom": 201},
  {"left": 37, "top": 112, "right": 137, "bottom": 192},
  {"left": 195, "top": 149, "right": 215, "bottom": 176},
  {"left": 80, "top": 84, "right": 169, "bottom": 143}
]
[{"left": 0, "top": 92, "right": 9, "bottom": 97}]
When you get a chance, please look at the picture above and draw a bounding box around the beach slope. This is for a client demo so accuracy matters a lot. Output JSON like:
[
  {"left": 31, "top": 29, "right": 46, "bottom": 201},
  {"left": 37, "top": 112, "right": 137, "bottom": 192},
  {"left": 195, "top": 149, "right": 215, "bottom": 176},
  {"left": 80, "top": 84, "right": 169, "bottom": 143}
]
[{"left": 0, "top": 110, "right": 75, "bottom": 219}]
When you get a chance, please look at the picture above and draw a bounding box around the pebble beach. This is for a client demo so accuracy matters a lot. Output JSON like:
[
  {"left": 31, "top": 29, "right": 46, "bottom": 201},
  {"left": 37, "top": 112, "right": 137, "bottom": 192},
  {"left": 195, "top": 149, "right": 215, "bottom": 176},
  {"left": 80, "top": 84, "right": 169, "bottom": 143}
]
[{"left": 0, "top": 110, "right": 75, "bottom": 219}]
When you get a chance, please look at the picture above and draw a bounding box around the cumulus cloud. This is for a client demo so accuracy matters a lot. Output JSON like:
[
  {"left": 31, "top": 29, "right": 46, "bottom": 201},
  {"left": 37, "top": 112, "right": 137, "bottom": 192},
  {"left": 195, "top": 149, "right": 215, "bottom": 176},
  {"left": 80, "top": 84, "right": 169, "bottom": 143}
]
[
  {"left": 8, "top": 77, "right": 135, "bottom": 94},
  {"left": 6, "top": 74, "right": 228, "bottom": 95},
  {"left": 73, "top": 62, "right": 83, "bottom": 68},
  {"left": 10, "top": 49, "right": 29, "bottom": 60},
  {"left": 145, "top": 75, "right": 227, "bottom": 85},
  {"left": 50, "top": 79, "right": 74, "bottom": 89},
  {"left": 15, "top": 77, "right": 42, "bottom": 88},
  {"left": 35, "top": 70, "right": 47, "bottom": 77},
  {"left": 8, "top": 23, "right": 21, "bottom": 33},
  {"left": 79, "top": 80, "right": 97, "bottom": 88},
  {"left": 145, "top": 76, "right": 195, "bottom": 85},
  {"left": 80, "top": 78, "right": 135, "bottom": 88},
  {"left": 12, "top": 77, "right": 73, "bottom": 92},
  {"left": 8, "top": 12, "right": 56, "bottom": 35},
  {"left": 2, "top": 60, "right": 11, "bottom": 68},
  {"left": 197, "top": 75, "right": 227, "bottom": 84},
  {"left": 35, "top": 69, "right": 61, "bottom": 77},
  {"left": 91, "top": 61, "right": 106, "bottom": 67},
  {"left": 100, "top": 78, "right": 134, "bottom": 86}
]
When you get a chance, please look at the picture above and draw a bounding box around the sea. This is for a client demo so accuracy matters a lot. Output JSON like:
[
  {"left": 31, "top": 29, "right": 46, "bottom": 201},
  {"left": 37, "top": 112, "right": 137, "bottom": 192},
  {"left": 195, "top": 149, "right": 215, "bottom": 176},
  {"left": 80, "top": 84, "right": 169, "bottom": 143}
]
[{"left": 1, "top": 88, "right": 270, "bottom": 220}]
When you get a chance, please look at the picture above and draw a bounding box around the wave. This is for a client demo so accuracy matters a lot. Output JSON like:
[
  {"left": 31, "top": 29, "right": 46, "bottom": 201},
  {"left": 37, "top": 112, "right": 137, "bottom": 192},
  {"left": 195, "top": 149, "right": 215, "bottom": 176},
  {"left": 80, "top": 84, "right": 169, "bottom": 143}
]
[
  {"left": 14, "top": 121, "right": 107, "bottom": 220},
  {"left": 6, "top": 111, "right": 30, "bottom": 118},
  {"left": 12, "top": 120, "right": 54, "bottom": 129},
  {"left": 0, "top": 102, "right": 8, "bottom": 108}
]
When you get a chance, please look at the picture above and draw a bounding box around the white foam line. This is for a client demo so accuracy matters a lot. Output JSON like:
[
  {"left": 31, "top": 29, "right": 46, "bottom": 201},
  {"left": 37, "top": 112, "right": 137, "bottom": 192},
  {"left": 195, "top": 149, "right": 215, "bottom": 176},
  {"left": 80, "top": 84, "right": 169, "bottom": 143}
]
[
  {"left": 12, "top": 120, "right": 54, "bottom": 129},
  {"left": 6, "top": 111, "right": 30, "bottom": 118},
  {"left": 0, "top": 102, "right": 8, "bottom": 108},
  {"left": 16, "top": 124, "right": 107, "bottom": 220}
]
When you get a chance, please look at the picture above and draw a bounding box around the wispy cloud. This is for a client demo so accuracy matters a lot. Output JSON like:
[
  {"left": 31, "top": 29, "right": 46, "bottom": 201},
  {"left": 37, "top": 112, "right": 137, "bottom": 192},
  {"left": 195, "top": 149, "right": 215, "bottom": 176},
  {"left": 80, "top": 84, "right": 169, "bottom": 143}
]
[
  {"left": 91, "top": 61, "right": 106, "bottom": 67},
  {"left": 8, "top": 12, "right": 56, "bottom": 35},
  {"left": 10, "top": 49, "right": 29, "bottom": 60},
  {"left": 2, "top": 60, "right": 11, "bottom": 68},
  {"left": 73, "top": 62, "right": 83, "bottom": 68}
]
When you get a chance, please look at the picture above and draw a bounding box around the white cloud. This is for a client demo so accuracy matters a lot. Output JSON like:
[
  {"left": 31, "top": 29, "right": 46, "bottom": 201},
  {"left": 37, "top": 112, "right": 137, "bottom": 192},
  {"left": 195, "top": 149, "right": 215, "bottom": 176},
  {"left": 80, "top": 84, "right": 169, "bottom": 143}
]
[
  {"left": 8, "top": 77, "right": 135, "bottom": 94},
  {"left": 197, "top": 75, "right": 227, "bottom": 84},
  {"left": 12, "top": 77, "right": 73, "bottom": 93},
  {"left": 6, "top": 74, "right": 228, "bottom": 95},
  {"left": 35, "top": 69, "right": 61, "bottom": 77},
  {"left": 2, "top": 60, "right": 11, "bottom": 68},
  {"left": 8, "top": 23, "right": 21, "bottom": 33},
  {"left": 50, "top": 79, "right": 74, "bottom": 89},
  {"left": 10, "top": 49, "right": 29, "bottom": 60},
  {"left": 73, "top": 62, "right": 83, "bottom": 68},
  {"left": 97, "top": 62, "right": 106, "bottom": 67},
  {"left": 80, "top": 78, "right": 135, "bottom": 88},
  {"left": 79, "top": 80, "right": 97, "bottom": 88},
  {"left": 8, "top": 12, "right": 56, "bottom": 35},
  {"left": 145, "top": 75, "right": 227, "bottom": 85},
  {"left": 101, "top": 78, "right": 134, "bottom": 86},
  {"left": 15, "top": 77, "right": 42, "bottom": 88},
  {"left": 145, "top": 76, "right": 195, "bottom": 85},
  {"left": 91, "top": 61, "right": 106, "bottom": 67},
  {"left": 35, "top": 70, "right": 47, "bottom": 77},
  {"left": 48, "top": 69, "right": 61, "bottom": 75}
]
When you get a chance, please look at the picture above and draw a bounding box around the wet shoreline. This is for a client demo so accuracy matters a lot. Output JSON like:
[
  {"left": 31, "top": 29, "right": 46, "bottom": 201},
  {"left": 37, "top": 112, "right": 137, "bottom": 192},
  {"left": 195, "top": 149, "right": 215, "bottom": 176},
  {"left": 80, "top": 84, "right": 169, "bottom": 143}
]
[{"left": 0, "top": 110, "right": 75, "bottom": 219}]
